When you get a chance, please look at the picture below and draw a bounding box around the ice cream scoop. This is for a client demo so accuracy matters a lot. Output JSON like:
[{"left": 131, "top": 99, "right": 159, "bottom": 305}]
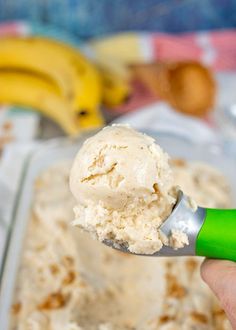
[
  {"left": 70, "top": 125, "right": 236, "bottom": 259},
  {"left": 104, "top": 190, "right": 236, "bottom": 261},
  {"left": 70, "top": 125, "right": 177, "bottom": 255}
]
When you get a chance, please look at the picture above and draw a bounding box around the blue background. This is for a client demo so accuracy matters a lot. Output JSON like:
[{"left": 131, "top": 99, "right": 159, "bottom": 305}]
[{"left": 1, "top": 0, "right": 236, "bottom": 40}]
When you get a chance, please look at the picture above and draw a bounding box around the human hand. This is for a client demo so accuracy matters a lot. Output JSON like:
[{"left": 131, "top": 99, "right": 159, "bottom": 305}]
[{"left": 201, "top": 259, "right": 236, "bottom": 329}]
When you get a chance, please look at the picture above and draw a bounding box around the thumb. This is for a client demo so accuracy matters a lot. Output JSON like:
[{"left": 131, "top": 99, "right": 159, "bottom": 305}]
[{"left": 201, "top": 259, "right": 236, "bottom": 329}]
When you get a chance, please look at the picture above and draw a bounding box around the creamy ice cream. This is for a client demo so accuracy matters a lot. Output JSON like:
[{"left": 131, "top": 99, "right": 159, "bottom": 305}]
[
  {"left": 171, "top": 159, "right": 232, "bottom": 208},
  {"left": 10, "top": 160, "right": 232, "bottom": 330},
  {"left": 70, "top": 125, "right": 179, "bottom": 254}
]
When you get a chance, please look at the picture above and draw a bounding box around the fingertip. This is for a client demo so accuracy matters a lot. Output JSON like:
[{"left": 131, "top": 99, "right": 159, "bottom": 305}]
[
  {"left": 200, "top": 258, "right": 219, "bottom": 283},
  {"left": 200, "top": 258, "right": 208, "bottom": 282},
  {"left": 201, "top": 258, "right": 236, "bottom": 291},
  {"left": 201, "top": 258, "right": 236, "bottom": 328}
]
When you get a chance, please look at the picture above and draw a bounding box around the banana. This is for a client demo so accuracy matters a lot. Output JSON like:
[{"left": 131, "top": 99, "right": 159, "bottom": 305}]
[
  {"left": 33, "top": 37, "right": 104, "bottom": 127},
  {"left": 94, "top": 54, "right": 132, "bottom": 108},
  {"left": 0, "top": 37, "right": 104, "bottom": 128},
  {"left": 100, "top": 69, "right": 131, "bottom": 108},
  {"left": 0, "top": 71, "right": 79, "bottom": 135},
  {"left": 95, "top": 54, "right": 131, "bottom": 81},
  {"left": 0, "top": 38, "right": 77, "bottom": 102},
  {"left": 90, "top": 33, "right": 143, "bottom": 64}
]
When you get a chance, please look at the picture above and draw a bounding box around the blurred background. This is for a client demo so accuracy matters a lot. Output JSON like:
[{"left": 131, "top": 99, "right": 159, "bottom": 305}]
[
  {"left": 2, "top": 0, "right": 236, "bottom": 38},
  {"left": 0, "top": 0, "right": 236, "bottom": 140},
  {"left": 0, "top": 0, "right": 236, "bottom": 257},
  {"left": 1, "top": 0, "right": 236, "bottom": 259},
  {"left": 0, "top": 2, "right": 236, "bottom": 329}
]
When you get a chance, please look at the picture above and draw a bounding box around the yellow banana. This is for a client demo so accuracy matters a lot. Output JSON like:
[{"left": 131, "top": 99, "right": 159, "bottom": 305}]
[
  {"left": 0, "top": 71, "right": 79, "bottom": 135},
  {"left": 95, "top": 54, "right": 131, "bottom": 81},
  {"left": 0, "top": 38, "right": 77, "bottom": 102},
  {"left": 33, "top": 37, "right": 104, "bottom": 127},
  {"left": 100, "top": 69, "right": 131, "bottom": 108},
  {"left": 93, "top": 54, "right": 132, "bottom": 108},
  {"left": 90, "top": 33, "right": 143, "bottom": 64},
  {"left": 0, "top": 37, "right": 104, "bottom": 129}
]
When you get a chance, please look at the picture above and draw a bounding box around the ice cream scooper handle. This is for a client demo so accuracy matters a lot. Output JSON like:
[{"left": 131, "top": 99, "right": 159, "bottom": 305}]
[{"left": 196, "top": 209, "right": 236, "bottom": 261}]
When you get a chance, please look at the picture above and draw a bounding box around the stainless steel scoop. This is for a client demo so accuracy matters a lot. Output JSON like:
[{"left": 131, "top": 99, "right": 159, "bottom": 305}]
[{"left": 104, "top": 191, "right": 236, "bottom": 260}]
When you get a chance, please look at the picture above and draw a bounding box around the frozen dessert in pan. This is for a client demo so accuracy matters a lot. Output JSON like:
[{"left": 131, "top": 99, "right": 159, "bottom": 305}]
[{"left": 10, "top": 158, "right": 232, "bottom": 329}]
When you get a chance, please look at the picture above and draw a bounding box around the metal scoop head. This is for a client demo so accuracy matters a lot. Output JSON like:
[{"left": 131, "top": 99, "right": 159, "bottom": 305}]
[{"left": 103, "top": 191, "right": 206, "bottom": 256}]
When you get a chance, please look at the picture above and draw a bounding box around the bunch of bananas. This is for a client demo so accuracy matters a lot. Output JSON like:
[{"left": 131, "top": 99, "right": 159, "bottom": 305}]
[{"left": 0, "top": 37, "right": 131, "bottom": 135}]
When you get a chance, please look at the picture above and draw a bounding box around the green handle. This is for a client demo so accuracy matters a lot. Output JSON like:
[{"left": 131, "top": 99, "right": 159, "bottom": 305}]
[{"left": 196, "top": 209, "right": 236, "bottom": 261}]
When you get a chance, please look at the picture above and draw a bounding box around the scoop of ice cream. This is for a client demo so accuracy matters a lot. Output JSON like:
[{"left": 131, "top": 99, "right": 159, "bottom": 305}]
[
  {"left": 70, "top": 125, "right": 178, "bottom": 254},
  {"left": 70, "top": 125, "right": 174, "bottom": 208}
]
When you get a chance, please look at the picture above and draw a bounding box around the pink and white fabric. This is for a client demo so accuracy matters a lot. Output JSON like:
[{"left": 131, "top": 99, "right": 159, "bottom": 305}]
[{"left": 149, "top": 30, "right": 236, "bottom": 71}]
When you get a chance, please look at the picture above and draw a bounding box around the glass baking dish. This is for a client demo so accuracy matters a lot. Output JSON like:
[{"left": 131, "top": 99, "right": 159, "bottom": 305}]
[{"left": 0, "top": 130, "right": 235, "bottom": 329}]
